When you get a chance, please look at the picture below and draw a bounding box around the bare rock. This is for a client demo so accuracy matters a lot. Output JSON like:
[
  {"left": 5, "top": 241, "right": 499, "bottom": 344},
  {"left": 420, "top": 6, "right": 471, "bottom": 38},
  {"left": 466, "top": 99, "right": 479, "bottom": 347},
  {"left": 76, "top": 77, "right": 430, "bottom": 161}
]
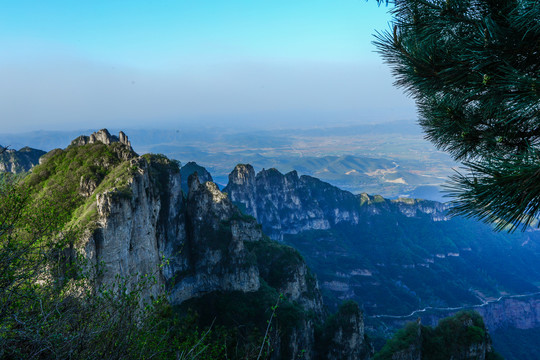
[{"left": 79, "top": 176, "right": 98, "bottom": 197}]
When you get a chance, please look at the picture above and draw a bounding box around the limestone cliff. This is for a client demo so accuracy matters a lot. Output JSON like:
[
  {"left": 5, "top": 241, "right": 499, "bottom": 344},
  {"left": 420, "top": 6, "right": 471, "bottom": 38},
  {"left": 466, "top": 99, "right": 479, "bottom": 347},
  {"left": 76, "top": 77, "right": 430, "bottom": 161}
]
[
  {"left": 223, "top": 163, "right": 540, "bottom": 358},
  {"left": 322, "top": 301, "right": 374, "bottom": 360},
  {"left": 477, "top": 295, "right": 540, "bottom": 331},
  {"left": 223, "top": 164, "right": 448, "bottom": 241},
  {"left": 170, "top": 173, "right": 260, "bottom": 303},
  {"left": 28, "top": 130, "right": 372, "bottom": 360},
  {"left": 70, "top": 128, "right": 132, "bottom": 148},
  {"left": 224, "top": 164, "right": 540, "bottom": 312},
  {"left": 387, "top": 294, "right": 540, "bottom": 333}
]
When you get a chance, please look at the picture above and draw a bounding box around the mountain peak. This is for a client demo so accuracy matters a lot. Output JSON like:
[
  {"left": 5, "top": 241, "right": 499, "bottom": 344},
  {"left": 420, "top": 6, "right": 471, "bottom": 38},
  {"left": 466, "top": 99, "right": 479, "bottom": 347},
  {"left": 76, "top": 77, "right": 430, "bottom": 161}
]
[
  {"left": 229, "top": 164, "right": 256, "bottom": 186},
  {"left": 70, "top": 129, "right": 132, "bottom": 149}
]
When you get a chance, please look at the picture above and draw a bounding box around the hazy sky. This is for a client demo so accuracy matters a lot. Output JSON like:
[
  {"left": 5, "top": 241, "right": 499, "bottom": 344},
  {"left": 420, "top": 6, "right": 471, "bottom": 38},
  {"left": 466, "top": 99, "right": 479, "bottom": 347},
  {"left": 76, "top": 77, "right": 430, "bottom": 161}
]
[{"left": 0, "top": 0, "right": 417, "bottom": 133}]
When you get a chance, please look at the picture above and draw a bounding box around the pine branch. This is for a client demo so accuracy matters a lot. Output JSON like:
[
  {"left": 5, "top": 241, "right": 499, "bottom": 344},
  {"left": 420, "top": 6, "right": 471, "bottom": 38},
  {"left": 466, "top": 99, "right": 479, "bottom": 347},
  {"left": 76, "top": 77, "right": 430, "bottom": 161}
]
[{"left": 445, "top": 151, "right": 540, "bottom": 231}]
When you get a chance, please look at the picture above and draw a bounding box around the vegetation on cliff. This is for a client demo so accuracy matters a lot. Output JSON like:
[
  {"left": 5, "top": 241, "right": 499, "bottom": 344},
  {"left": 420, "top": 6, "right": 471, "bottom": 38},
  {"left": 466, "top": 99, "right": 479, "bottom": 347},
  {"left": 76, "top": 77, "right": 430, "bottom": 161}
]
[
  {"left": 225, "top": 164, "right": 540, "bottom": 317},
  {"left": 0, "top": 173, "right": 180, "bottom": 359},
  {"left": 375, "top": 311, "right": 503, "bottom": 360},
  {"left": 178, "top": 282, "right": 306, "bottom": 359}
]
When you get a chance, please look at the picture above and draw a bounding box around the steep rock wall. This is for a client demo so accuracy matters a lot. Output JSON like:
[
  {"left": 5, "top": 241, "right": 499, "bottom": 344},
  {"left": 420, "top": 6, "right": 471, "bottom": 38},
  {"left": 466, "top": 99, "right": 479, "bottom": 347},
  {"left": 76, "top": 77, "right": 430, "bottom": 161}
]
[
  {"left": 224, "top": 164, "right": 448, "bottom": 241},
  {"left": 323, "top": 301, "right": 374, "bottom": 360},
  {"left": 384, "top": 294, "right": 540, "bottom": 332},
  {"left": 478, "top": 296, "right": 540, "bottom": 330},
  {"left": 169, "top": 173, "right": 260, "bottom": 304}
]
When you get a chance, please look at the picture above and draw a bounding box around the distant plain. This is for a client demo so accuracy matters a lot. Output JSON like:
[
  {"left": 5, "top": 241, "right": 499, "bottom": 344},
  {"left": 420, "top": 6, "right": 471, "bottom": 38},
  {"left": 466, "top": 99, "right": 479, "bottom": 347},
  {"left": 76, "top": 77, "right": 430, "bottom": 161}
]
[{"left": 0, "top": 120, "right": 457, "bottom": 201}]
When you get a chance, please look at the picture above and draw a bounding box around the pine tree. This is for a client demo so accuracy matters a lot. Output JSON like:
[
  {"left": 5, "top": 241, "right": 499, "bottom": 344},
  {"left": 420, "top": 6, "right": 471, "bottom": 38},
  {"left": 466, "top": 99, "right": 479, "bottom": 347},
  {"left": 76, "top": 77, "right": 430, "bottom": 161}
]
[{"left": 374, "top": 0, "right": 540, "bottom": 230}]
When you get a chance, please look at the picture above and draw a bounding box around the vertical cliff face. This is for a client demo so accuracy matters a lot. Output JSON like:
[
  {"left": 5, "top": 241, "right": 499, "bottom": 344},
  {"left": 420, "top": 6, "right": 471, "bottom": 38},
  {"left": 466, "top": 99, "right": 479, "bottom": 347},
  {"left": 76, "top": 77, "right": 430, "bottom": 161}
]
[
  {"left": 223, "top": 163, "right": 540, "bottom": 337},
  {"left": 223, "top": 164, "right": 448, "bottom": 241},
  {"left": 387, "top": 294, "right": 540, "bottom": 333},
  {"left": 224, "top": 165, "right": 351, "bottom": 241},
  {"left": 31, "top": 131, "right": 372, "bottom": 360},
  {"left": 477, "top": 296, "right": 540, "bottom": 330},
  {"left": 169, "top": 173, "right": 260, "bottom": 304},
  {"left": 225, "top": 163, "right": 258, "bottom": 218},
  {"left": 82, "top": 157, "right": 261, "bottom": 305},
  {"left": 179, "top": 161, "right": 214, "bottom": 194},
  {"left": 82, "top": 153, "right": 184, "bottom": 301},
  {"left": 390, "top": 198, "right": 449, "bottom": 221}
]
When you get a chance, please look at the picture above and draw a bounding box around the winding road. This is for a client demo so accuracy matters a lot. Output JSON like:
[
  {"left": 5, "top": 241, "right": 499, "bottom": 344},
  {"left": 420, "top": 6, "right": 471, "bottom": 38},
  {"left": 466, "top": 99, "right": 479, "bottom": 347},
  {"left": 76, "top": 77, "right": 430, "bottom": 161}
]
[{"left": 370, "top": 291, "right": 540, "bottom": 319}]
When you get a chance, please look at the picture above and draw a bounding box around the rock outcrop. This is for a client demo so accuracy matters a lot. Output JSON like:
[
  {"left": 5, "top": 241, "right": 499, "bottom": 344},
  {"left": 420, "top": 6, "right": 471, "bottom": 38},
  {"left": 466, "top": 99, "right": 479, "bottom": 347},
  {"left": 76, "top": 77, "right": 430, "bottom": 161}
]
[
  {"left": 477, "top": 295, "right": 540, "bottom": 331},
  {"left": 0, "top": 146, "right": 46, "bottom": 173},
  {"left": 80, "top": 153, "right": 262, "bottom": 305},
  {"left": 69, "top": 129, "right": 134, "bottom": 161},
  {"left": 171, "top": 173, "right": 260, "bottom": 303},
  {"left": 323, "top": 301, "right": 374, "bottom": 360},
  {"left": 224, "top": 163, "right": 258, "bottom": 217},
  {"left": 85, "top": 155, "right": 180, "bottom": 300},
  {"left": 384, "top": 293, "right": 540, "bottom": 339},
  {"left": 223, "top": 163, "right": 540, "bottom": 358},
  {"left": 70, "top": 129, "right": 131, "bottom": 148}
]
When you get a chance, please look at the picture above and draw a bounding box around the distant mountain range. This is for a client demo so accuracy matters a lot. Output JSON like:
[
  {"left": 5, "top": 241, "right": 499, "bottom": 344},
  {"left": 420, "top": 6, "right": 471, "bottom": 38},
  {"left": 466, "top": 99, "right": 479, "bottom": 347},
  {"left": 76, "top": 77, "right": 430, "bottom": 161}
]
[
  {"left": 0, "top": 122, "right": 456, "bottom": 201},
  {"left": 223, "top": 164, "right": 540, "bottom": 313},
  {"left": 0, "top": 145, "right": 45, "bottom": 173}
]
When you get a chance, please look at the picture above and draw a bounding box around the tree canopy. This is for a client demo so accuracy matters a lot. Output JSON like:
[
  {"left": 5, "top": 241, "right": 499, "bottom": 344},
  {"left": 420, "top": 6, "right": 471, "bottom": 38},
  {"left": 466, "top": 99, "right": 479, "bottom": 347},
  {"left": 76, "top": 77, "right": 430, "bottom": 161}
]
[{"left": 375, "top": 0, "right": 540, "bottom": 230}]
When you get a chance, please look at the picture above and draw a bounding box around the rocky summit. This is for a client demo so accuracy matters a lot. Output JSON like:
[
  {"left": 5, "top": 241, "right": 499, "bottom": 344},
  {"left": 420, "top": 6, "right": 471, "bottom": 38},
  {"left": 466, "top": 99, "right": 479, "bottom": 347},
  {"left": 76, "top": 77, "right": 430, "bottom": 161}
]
[
  {"left": 24, "top": 129, "right": 373, "bottom": 360},
  {"left": 179, "top": 161, "right": 214, "bottom": 194},
  {"left": 70, "top": 128, "right": 132, "bottom": 148}
]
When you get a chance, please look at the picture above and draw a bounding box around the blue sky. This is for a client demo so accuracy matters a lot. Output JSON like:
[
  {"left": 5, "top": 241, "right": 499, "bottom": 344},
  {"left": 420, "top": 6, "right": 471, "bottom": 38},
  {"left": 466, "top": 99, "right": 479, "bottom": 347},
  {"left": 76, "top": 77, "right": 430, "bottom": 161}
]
[{"left": 0, "top": 0, "right": 417, "bottom": 132}]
